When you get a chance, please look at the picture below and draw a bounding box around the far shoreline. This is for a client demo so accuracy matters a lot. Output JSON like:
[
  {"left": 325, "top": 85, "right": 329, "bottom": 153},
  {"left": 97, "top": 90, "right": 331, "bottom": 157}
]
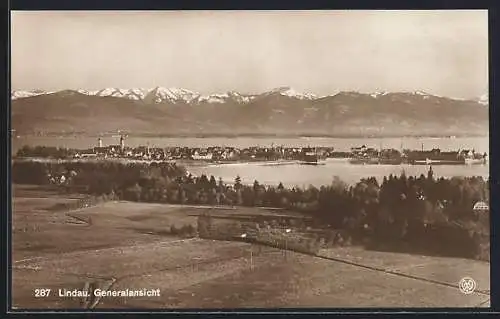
[{"left": 11, "top": 132, "right": 489, "bottom": 139}]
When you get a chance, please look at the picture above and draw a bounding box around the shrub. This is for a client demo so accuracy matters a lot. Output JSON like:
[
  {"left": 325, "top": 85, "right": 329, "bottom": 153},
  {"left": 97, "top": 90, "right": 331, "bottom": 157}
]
[
  {"left": 179, "top": 224, "right": 196, "bottom": 237},
  {"left": 170, "top": 225, "right": 178, "bottom": 235}
]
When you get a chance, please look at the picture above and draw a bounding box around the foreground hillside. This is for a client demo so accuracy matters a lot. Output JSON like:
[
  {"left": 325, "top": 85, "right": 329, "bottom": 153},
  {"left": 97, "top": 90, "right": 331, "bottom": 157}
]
[
  {"left": 11, "top": 88, "right": 488, "bottom": 137},
  {"left": 12, "top": 185, "right": 490, "bottom": 309}
]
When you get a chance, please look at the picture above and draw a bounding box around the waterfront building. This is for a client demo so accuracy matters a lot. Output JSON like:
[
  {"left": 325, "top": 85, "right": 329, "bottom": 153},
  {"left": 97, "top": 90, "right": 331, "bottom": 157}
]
[
  {"left": 473, "top": 201, "right": 489, "bottom": 225},
  {"left": 192, "top": 151, "right": 213, "bottom": 160}
]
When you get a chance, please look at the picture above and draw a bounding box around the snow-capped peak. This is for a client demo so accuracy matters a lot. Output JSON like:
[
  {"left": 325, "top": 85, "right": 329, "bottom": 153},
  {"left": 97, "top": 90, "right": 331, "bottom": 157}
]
[
  {"left": 145, "top": 87, "right": 201, "bottom": 104},
  {"left": 267, "top": 86, "right": 317, "bottom": 100},
  {"left": 369, "top": 91, "right": 389, "bottom": 98},
  {"left": 227, "top": 91, "right": 257, "bottom": 103},
  {"left": 95, "top": 88, "right": 149, "bottom": 100},
  {"left": 197, "top": 92, "right": 230, "bottom": 104},
  {"left": 413, "top": 90, "right": 429, "bottom": 96},
  {"left": 11, "top": 89, "right": 52, "bottom": 100},
  {"left": 281, "top": 87, "right": 317, "bottom": 100},
  {"left": 477, "top": 93, "right": 488, "bottom": 106},
  {"left": 196, "top": 91, "right": 257, "bottom": 104}
]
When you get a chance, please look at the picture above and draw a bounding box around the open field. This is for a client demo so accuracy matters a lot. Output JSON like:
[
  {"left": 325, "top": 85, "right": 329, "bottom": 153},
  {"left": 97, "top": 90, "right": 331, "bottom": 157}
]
[{"left": 11, "top": 185, "right": 490, "bottom": 309}]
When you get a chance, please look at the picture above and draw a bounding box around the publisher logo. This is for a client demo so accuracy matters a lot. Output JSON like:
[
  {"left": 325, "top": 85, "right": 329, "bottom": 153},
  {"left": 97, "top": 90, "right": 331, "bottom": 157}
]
[{"left": 459, "top": 277, "right": 477, "bottom": 295}]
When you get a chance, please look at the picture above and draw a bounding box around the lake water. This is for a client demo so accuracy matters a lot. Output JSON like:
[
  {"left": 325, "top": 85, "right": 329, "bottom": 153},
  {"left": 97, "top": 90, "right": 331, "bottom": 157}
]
[
  {"left": 12, "top": 136, "right": 489, "bottom": 187},
  {"left": 185, "top": 159, "right": 489, "bottom": 187}
]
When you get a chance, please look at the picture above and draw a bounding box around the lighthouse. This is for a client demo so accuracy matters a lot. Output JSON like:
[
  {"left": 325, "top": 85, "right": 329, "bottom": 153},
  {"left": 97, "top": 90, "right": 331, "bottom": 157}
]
[
  {"left": 120, "top": 135, "right": 125, "bottom": 152},
  {"left": 97, "top": 137, "right": 102, "bottom": 148}
]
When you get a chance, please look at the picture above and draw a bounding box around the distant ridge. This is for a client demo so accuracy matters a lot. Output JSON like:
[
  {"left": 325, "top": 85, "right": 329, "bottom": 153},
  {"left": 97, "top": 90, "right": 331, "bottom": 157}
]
[
  {"left": 11, "top": 87, "right": 488, "bottom": 106},
  {"left": 11, "top": 87, "right": 489, "bottom": 137}
]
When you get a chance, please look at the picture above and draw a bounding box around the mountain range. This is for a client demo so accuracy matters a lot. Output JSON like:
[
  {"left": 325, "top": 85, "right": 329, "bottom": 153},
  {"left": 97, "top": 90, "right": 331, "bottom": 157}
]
[
  {"left": 11, "top": 86, "right": 319, "bottom": 104},
  {"left": 11, "top": 87, "right": 489, "bottom": 137}
]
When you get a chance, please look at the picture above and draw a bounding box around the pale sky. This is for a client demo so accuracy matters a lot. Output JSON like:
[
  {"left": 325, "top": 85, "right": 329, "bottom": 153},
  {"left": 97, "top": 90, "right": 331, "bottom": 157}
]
[{"left": 11, "top": 10, "right": 488, "bottom": 98}]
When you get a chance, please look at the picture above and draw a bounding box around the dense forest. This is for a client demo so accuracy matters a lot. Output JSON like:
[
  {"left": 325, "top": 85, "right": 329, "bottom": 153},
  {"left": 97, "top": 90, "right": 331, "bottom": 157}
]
[
  {"left": 12, "top": 159, "right": 490, "bottom": 260},
  {"left": 15, "top": 145, "right": 79, "bottom": 159}
]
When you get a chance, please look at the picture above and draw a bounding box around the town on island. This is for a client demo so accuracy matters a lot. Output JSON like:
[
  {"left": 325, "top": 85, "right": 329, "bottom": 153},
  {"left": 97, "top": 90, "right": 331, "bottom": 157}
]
[{"left": 16, "top": 135, "right": 488, "bottom": 166}]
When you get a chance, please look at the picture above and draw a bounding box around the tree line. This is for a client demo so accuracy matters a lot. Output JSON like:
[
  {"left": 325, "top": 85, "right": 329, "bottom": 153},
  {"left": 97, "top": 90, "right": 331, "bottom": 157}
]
[{"left": 15, "top": 145, "right": 79, "bottom": 159}]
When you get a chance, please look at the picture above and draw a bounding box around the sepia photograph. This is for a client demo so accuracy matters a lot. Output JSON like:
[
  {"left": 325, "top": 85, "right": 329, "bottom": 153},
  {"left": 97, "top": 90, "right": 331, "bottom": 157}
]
[{"left": 10, "top": 10, "right": 490, "bottom": 309}]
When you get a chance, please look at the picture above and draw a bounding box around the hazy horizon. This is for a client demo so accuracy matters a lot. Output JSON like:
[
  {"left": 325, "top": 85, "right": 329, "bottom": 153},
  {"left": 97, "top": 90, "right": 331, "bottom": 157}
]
[{"left": 11, "top": 10, "right": 488, "bottom": 99}]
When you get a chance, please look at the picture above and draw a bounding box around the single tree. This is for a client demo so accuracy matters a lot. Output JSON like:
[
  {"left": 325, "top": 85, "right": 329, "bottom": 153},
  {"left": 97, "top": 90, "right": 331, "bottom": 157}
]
[{"left": 209, "top": 175, "right": 217, "bottom": 188}]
